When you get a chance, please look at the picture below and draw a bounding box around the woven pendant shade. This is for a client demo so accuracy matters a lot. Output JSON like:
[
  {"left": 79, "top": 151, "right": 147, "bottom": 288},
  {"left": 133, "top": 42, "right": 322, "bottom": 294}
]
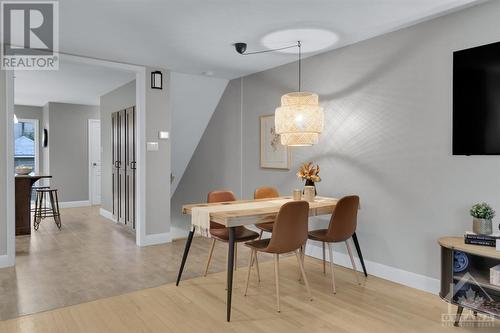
[{"left": 275, "top": 92, "right": 324, "bottom": 146}]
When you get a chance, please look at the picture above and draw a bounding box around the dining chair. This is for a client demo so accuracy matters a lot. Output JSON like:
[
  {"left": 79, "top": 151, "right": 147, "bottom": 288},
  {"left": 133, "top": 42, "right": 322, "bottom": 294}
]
[
  {"left": 254, "top": 187, "right": 279, "bottom": 239},
  {"left": 244, "top": 201, "right": 312, "bottom": 312},
  {"left": 307, "top": 195, "right": 362, "bottom": 293},
  {"left": 203, "top": 191, "right": 260, "bottom": 277}
]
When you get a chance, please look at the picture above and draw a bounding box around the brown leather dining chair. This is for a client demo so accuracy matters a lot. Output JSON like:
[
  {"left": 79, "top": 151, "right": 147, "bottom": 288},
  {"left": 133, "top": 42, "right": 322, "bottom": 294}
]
[
  {"left": 203, "top": 191, "right": 260, "bottom": 277},
  {"left": 244, "top": 201, "right": 312, "bottom": 312},
  {"left": 254, "top": 187, "right": 279, "bottom": 238},
  {"left": 307, "top": 195, "right": 362, "bottom": 293}
]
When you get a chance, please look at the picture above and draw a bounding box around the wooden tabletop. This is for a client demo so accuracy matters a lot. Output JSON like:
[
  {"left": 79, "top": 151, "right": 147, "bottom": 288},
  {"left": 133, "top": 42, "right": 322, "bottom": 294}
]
[
  {"left": 438, "top": 236, "right": 500, "bottom": 260},
  {"left": 183, "top": 196, "right": 338, "bottom": 227},
  {"left": 15, "top": 175, "right": 51, "bottom": 179}
]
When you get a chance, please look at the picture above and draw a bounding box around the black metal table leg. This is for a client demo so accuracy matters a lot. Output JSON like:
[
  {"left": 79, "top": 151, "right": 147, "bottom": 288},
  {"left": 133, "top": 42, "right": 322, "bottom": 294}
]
[
  {"left": 176, "top": 227, "right": 195, "bottom": 286},
  {"left": 352, "top": 232, "right": 368, "bottom": 277},
  {"left": 454, "top": 306, "right": 464, "bottom": 327},
  {"left": 226, "top": 227, "right": 236, "bottom": 322}
]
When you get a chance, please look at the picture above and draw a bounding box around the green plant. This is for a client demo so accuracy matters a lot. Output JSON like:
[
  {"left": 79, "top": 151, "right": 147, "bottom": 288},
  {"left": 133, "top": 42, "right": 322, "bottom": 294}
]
[{"left": 470, "top": 202, "right": 495, "bottom": 220}]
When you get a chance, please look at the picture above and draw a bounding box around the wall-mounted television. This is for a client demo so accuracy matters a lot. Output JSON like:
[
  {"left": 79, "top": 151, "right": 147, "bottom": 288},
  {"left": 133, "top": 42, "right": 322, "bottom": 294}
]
[{"left": 453, "top": 41, "right": 500, "bottom": 155}]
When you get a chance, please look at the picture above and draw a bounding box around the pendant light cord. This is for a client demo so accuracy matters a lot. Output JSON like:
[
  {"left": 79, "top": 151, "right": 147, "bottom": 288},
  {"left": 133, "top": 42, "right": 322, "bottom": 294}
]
[{"left": 298, "top": 41, "right": 301, "bottom": 92}]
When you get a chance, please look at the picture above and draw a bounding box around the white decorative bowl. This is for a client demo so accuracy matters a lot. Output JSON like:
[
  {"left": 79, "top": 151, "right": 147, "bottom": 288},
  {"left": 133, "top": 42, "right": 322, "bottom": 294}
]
[{"left": 15, "top": 166, "right": 33, "bottom": 175}]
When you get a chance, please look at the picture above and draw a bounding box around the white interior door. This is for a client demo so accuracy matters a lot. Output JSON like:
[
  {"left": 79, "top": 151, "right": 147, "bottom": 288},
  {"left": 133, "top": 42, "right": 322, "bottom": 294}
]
[{"left": 89, "top": 120, "right": 101, "bottom": 205}]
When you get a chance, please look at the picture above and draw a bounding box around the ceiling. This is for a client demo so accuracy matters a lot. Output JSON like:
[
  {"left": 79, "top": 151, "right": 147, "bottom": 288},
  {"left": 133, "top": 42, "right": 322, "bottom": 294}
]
[
  {"left": 14, "top": 60, "right": 136, "bottom": 106},
  {"left": 56, "top": 0, "right": 483, "bottom": 79}
]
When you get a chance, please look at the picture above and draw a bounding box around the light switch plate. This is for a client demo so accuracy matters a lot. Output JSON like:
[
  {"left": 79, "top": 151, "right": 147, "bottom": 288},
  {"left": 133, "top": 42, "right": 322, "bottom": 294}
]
[
  {"left": 159, "top": 131, "right": 169, "bottom": 139},
  {"left": 147, "top": 142, "right": 159, "bottom": 151}
]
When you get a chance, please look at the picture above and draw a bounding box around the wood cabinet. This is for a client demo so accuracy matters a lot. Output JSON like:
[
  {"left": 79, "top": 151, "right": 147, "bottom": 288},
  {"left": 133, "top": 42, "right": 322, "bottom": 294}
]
[{"left": 112, "top": 107, "right": 136, "bottom": 229}]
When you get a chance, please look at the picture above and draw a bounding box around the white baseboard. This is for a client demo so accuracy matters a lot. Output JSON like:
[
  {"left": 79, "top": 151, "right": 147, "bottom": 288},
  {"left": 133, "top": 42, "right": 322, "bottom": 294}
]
[
  {"left": 141, "top": 232, "right": 172, "bottom": 246},
  {"left": 99, "top": 208, "right": 116, "bottom": 222},
  {"left": 0, "top": 254, "right": 14, "bottom": 268},
  {"left": 58, "top": 200, "right": 90, "bottom": 208},
  {"left": 305, "top": 241, "right": 440, "bottom": 295}
]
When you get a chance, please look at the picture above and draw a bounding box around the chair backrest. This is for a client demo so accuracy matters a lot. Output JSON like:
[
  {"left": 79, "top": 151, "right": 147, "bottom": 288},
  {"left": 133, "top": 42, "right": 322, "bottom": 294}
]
[
  {"left": 326, "top": 195, "right": 359, "bottom": 242},
  {"left": 254, "top": 187, "right": 279, "bottom": 199},
  {"left": 207, "top": 190, "right": 236, "bottom": 229},
  {"left": 207, "top": 190, "right": 236, "bottom": 203},
  {"left": 266, "top": 201, "right": 309, "bottom": 254}
]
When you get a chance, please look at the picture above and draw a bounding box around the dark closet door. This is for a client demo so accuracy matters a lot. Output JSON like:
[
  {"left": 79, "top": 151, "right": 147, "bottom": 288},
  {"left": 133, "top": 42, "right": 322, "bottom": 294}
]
[
  {"left": 112, "top": 112, "right": 120, "bottom": 221},
  {"left": 118, "top": 110, "right": 127, "bottom": 224},
  {"left": 125, "top": 107, "right": 136, "bottom": 229}
]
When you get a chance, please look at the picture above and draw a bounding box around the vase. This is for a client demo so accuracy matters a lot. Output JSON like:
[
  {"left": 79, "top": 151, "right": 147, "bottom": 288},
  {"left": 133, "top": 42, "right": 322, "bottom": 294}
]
[
  {"left": 304, "top": 179, "right": 317, "bottom": 195},
  {"left": 472, "top": 218, "right": 493, "bottom": 235}
]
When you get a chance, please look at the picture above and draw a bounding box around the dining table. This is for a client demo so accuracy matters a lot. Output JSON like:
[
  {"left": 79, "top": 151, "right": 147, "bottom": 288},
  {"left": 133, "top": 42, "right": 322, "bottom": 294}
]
[
  {"left": 175, "top": 195, "right": 367, "bottom": 322},
  {"left": 15, "top": 174, "right": 51, "bottom": 235}
]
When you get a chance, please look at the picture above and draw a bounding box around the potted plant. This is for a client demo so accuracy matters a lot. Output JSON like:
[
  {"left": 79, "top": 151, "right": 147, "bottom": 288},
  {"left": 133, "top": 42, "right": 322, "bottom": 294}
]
[
  {"left": 470, "top": 202, "right": 495, "bottom": 235},
  {"left": 297, "top": 162, "right": 321, "bottom": 194}
]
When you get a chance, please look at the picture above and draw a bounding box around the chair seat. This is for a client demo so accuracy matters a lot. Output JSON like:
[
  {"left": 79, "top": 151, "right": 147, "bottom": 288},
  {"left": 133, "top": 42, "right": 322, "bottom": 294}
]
[
  {"left": 210, "top": 226, "right": 259, "bottom": 242},
  {"left": 308, "top": 229, "right": 347, "bottom": 243},
  {"left": 244, "top": 238, "right": 271, "bottom": 252},
  {"left": 255, "top": 222, "right": 274, "bottom": 232}
]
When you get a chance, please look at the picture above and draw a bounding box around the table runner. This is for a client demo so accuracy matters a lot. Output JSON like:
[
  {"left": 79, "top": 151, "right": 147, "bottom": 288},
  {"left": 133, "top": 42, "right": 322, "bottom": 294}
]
[{"left": 191, "top": 199, "right": 292, "bottom": 237}]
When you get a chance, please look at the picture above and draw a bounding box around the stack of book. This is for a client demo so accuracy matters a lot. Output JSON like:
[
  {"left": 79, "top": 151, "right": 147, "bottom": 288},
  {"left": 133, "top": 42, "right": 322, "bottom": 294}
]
[{"left": 464, "top": 231, "right": 500, "bottom": 247}]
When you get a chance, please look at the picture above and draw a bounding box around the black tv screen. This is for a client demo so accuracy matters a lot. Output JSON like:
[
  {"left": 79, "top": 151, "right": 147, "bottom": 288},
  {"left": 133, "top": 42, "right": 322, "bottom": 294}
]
[{"left": 453, "top": 41, "right": 500, "bottom": 155}]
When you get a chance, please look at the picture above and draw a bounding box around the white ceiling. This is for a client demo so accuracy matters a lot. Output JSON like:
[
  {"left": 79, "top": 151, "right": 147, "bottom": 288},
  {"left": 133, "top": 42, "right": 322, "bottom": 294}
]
[
  {"left": 14, "top": 60, "right": 136, "bottom": 106},
  {"left": 56, "top": 0, "right": 483, "bottom": 79}
]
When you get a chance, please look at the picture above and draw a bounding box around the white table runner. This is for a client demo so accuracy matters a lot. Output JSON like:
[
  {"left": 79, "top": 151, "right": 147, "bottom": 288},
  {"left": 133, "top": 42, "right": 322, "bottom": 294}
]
[{"left": 191, "top": 199, "right": 291, "bottom": 237}]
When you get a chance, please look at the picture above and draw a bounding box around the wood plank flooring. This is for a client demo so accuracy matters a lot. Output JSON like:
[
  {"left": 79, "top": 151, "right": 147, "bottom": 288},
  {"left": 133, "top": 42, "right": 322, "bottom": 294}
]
[{"left": 1, "top": 254, "right": 497, "bottom": 332}]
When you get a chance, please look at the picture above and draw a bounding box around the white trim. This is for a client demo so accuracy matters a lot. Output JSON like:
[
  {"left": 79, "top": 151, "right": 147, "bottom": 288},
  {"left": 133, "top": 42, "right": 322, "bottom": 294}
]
[
  {"left": 16, "top": 118, "right": 39, "bottom": 175},
  {"left": 141, "top": 232, "right": 172, "bottom": 246},
  {"left": 99, "top": 208, "right": 116, "bottom": 222},
  {"left": 88, "top": 119, "right": 101, "bottom": 205},
  {"left": 305, "top": 241, "right": 440, "bottom": 294},
  {"left": 135, "top": 68, "right": 147, "bottom": 247},
  {"left": 0, "top": 254, "right": 11, "bottom": 268},
  {"left": 58, "top": 200, "right": 90, "bottom": 208},
  {"left": 5, "top": 70, "right": 15, "bottom": 268}
]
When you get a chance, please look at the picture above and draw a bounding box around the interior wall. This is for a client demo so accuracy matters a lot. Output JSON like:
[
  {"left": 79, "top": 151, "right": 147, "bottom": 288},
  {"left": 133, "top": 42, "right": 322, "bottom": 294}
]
[
  {"left": 144, "top": 68, "right": 171, "bottom": 236},
  {"left": 171, "top": 0, "right": 500, "bottom": 281},
  {"left": 171, "top": 79, "right": 242, "bottom": 239},
  {"left": 0, "top": 70, "right": 7, "bottom": 257},
  {"left": 47, "top": 102, "right": 99, "bottom": 202},
  {"left": 14, "top": 105, "right": 43, "bottom": 173},
  {"left": 99, "top": 80, "right": 136, "bottom": 213}
]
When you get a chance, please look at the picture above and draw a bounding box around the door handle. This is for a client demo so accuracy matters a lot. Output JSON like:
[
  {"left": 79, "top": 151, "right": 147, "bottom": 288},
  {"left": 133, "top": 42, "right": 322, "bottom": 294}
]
[
  {"left": 93, "top": 163, "right": 97, "bottom": 166},
  {"left": 131, "top": 161, "right": 136, "bottom": 170}
]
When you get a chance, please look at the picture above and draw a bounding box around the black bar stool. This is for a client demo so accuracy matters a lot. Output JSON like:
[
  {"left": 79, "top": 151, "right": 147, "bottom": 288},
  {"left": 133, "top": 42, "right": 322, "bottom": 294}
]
[{"left": 33, "top": 188, "right": 62, "bottom": 230}]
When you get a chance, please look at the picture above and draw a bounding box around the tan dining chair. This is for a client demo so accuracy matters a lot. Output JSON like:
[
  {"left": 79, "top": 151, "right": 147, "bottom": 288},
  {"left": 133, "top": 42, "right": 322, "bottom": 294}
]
[
  {"left": 203, "top": 191, "right": 260, "bottom": 277},
  {"left": 254, "top": 187, "right": 279, "bottom": 238},
  {"left": 307, "top": 195, "right": 362, "bottom": 293},
  {"left": 244, "top": 201, "right": 312, "bottom": 312}
]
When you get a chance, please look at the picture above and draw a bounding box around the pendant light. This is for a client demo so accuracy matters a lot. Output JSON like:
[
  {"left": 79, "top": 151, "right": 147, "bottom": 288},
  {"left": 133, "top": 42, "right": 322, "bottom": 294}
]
[
  {"left": 274, "top": 41, "right": 324, "bottom": 146},
  {"left": 233, "top": 40, "right": 324, "bottom": 146}
]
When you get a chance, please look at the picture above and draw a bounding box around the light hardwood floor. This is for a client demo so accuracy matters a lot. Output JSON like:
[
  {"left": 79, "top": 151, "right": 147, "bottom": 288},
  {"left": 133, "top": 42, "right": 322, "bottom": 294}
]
[
  {"left": 1, "top": 254, "right": 497, "bottom": 332},
  {"left": 0, "top": 206, "right": 265, "bottom": 320}
]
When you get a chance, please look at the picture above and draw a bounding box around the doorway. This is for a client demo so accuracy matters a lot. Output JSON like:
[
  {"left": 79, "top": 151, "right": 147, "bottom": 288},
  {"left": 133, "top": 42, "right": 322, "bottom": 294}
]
[{"left": 88, "top": 119, "right": 101, "bottom": 205}]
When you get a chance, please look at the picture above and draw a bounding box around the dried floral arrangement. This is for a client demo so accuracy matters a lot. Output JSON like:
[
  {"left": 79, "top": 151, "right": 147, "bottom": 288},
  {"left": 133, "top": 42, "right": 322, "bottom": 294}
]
[{"left": 297, "top": 162, "right": 321, "bottom": 182}]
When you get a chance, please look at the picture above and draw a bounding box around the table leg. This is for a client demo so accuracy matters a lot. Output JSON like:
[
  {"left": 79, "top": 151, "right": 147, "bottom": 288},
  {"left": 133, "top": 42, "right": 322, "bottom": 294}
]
[
  {"left": 454, "top": 306, "right": 464, "bottom": 327},
  {"left": 176, "top": 227, "right": 195, "bottom": 286},
  {"left": 352, "top": 233, "right": 367, "bottom": 277},
  {"left": 227, "top": 227, "right": 236, "bottom": 322}
]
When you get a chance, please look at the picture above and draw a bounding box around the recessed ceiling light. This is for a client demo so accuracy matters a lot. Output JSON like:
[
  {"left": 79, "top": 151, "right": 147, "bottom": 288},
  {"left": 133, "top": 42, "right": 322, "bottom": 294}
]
[
  {"left": 261, "top": 28, "right": 339, "bottom": 54},
  {"left": 202, "top": 70, "right": 214, "bottom": 76}
]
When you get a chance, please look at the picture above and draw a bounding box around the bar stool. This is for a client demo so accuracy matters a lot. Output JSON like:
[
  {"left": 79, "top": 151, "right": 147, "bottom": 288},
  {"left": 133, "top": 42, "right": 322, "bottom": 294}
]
[{"left": 33, "top": 188, "right": 62, "bottom": 230}]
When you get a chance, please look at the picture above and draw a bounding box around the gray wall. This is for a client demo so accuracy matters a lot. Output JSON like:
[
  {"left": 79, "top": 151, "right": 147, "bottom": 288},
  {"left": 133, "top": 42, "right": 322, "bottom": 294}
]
[
  {"left": 14, "top": 105, "right": 44, "bottom": 173},
  {"left": 172, "top": 0, "right": 500, "bottom": 280},
  {"left": 171, "top": 79, "right": 243, "bottom": 238},
  {"left": 0, "top": 70, "right": 7, "bottom": 256},
  {"left": 99, "top": 80, "right": 136, "bottom": 212},
  {"left": 48, "top": 102, "right": 99, "bottom": 202},
  {"left": 145, "top": 69, "right": 171, "bottom": 236}
]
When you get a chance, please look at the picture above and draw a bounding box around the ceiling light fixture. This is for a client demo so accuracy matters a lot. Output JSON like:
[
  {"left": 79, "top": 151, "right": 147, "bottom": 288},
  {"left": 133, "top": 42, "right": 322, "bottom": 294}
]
[{"left": 234, "top": 41, "right": 324, "bottom": 146}]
